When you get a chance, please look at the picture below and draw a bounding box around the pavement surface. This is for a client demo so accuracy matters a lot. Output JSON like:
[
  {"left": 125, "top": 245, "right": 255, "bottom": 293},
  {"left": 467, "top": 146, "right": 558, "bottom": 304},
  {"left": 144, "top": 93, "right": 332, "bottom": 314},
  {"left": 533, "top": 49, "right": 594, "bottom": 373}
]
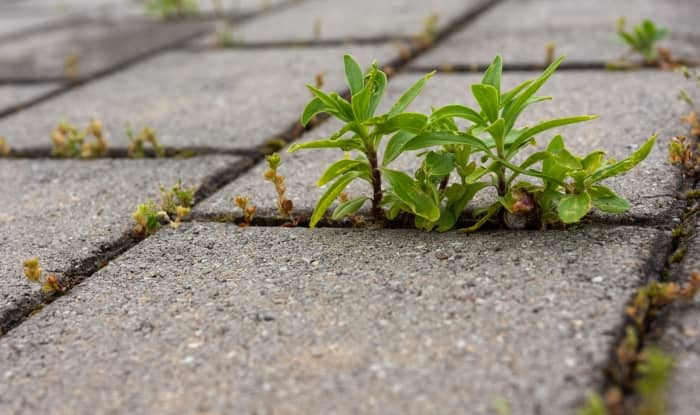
[{"left": 0, "top": 0, "right": 699, "bottom": 414}]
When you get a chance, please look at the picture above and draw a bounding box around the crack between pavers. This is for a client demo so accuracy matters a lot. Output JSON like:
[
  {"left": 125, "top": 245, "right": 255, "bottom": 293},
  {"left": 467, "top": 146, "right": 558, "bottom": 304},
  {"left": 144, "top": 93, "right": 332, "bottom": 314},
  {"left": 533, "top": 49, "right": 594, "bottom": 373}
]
[
  {"left": 184, "top": 36, "right": 415, "bottom": 52},
  {"left": 591, "top": 134, "right": 699, "bottom": 413},
  {"left": 2, "top": 146, "right": 261, "bottom": 159},
  {"left": 406, "top": 61, "right": 700, "bottom": 74},
  {"left": 0, "top": 0, "right": 504, "bottom": 336},
  {"left": 0, "top": 155, "right": 255, "bottom": 336}
]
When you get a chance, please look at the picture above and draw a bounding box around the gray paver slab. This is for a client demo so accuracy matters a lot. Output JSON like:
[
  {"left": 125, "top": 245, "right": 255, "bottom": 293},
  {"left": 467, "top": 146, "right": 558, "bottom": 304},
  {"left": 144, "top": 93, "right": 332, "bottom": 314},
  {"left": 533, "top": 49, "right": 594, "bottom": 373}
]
[
  {"left": 0, "top": 44, "right": 401, "bottom": 150},
  {"left": 410, "top": 0, "right": 700, "bottom": 69},
  {"left": 0, "top": 19, "right": 208, "bottom": 80},
  {"left": 0, "top": 83, "right": 60, "bottom": 114},
  {"left": 0, "top": 15, "right": 65, "bottom": 40},
  {"left": 659, "top": 208, "right": 700, "bottom": 415},
  {"left": 219, "top": 0, "right": 489, "bottom": 44},
  {"left": 0, "top": 223, "right": 664, "bottom": 414},
  {"left": 196, "top": 70, "right": 690, "bottom": 223},
  {"left": 0, "top": 155, "right": 246, "bottom": 330}
]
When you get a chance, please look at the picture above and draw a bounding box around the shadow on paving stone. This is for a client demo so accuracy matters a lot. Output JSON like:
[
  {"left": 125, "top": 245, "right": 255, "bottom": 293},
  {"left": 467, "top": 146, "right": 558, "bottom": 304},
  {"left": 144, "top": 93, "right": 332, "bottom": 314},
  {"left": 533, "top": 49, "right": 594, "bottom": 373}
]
[
  {"left": 0, "top": 43, "right": 401, "bottom": 150},
  {"left": 0, "top": 19, "right": 208, "bottom": 81},
  {"left": 195, "top": 70, "right": 695, "bottom": 225},
  {"left": 0, "top": 155, "right": 246, "bottom": 332},
  {"left": 0, "top": 223, "right": 666, "bottom": 414},
  {"left": 409, "top": 0, "right": 700, "bottom": 70}
]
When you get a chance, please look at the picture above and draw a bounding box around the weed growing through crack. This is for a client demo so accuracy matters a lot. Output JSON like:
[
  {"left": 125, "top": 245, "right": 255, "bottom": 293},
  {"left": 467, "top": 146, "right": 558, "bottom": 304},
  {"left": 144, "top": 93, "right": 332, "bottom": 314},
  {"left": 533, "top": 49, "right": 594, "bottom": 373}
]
[
  {"left": 22, "top": 258, "right": 62, "bottom": 294},
  {"left": 0, "top": 136, "right": 10, "bottom": 156},
  {"left": 127, "top": 125, "right": 165, "bottom": 158},
  {"left": 146, "top": 0, "right": 198, "bottom": 19},
  {"left": 613, "top": 17, "right": 669, "bottom": 65},
  {"left": 293, "top": 54, "right": 655, "bottom": 231},
  {"left": 292, "top": 54, "right": 435, "bottom": 227},
  {"left": 51, "top": 120, "right": 108, "bottom": 158},
  {"left": 132, "top": 180, "right": 195, "bottom": 236},
  {"left": 635, "top": 348, "right": 674, "bottom": 415},
  {"left": 234, "top": 196, "right": 257, "bottom": 226},
  {"left": 263, "top": 153, "right": 295, "bottom": 221}
]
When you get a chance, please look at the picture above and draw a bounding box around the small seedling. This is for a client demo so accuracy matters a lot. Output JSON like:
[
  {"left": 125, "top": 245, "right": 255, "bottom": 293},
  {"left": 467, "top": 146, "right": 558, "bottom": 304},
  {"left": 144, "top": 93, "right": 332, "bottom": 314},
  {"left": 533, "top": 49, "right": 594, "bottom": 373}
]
[
  {"left": 159, "top": 179, "right": 196, "bottom": 228},
  {"left": 127, "top": 125, "right": 165, "bottom": 158},
  {"left": 146, "top": 0, "right": 198, "bottom": 18},
  {"left": 51, "top": 120, "right": 109, "bottom": 158},
  {"left": 0, "top": 136, "right": 10, "bottom": 156},
  {"left": 545, "top": 42, "right": 556, "bottom": 65},
  {"left": 64, "top": 54, "right": 79, "bottom": 80},
  {"left": 263, "top": 153, "right": 295, "bottom": 220},
  {"left": 234, "top": 195, "right": 257, "bottom": 226},
  {"left": 81, "top": 119, "right": 109, "bottom": 158},
  {"left": 577, "top": 394, "right": 606, "bottom": 415},
  {"left": 22, "top": 258, "right": 62, "bottom": 294},
  {"left": 51, "top": 121, "right": 85, "bottom": 158},
  {"left": 132, "top": 201, "right": 167, "bottom": 237},
  {"left": 626, "top": 272, "right": 700, "bottom": 329},
  {"left": 635, "top": 348, "right": 674, "bottom": 415},
  {"left": 669, "top": 135, "right": 699, "bottom": 176},
  {"left": 614, "top": 17, "right": 669, "bottom": 64},
  {"left": 414, "top": 13, "right": 439, "bottom": 47},
  {"left": 312, "top": 17, "right": 322, "bottom": 40}
]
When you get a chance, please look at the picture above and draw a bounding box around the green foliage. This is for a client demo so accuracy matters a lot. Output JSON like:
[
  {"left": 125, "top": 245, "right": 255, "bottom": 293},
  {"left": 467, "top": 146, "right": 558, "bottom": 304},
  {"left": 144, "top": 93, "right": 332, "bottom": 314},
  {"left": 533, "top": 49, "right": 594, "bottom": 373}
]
[
  {"left": 292, "top": 54, "right": 435, "bottom": 227},
  {"left": 578, "top": 394, "right": 607, "bottom": 415},
  {"left": 616, "top": 17, "right": 668, "bottom": 62},
  {"left": 132, "top": 180, "right": 195, "bottom": 236},
  {"left": 146, "top": 0, "right": 198, "bottom": 18},
  {"left": 293, "top": 54, "right": 655, "bottom": 231},
  {"left": 636, "top": 348, "right": 673, "bottom": 415}
]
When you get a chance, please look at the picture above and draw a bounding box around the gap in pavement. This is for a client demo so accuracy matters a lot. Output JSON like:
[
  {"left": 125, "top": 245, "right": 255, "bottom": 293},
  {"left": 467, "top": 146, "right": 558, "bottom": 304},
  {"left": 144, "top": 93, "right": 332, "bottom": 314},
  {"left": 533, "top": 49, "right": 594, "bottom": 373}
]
[{"left": 0, "top": 0, "right": 505, "bottom": 336}]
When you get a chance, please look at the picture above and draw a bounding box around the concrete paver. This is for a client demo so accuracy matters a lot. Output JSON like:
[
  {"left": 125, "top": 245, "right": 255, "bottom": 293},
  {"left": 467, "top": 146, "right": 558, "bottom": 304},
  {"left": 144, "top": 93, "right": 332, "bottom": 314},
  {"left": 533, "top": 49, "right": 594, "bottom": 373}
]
[
  {"left": 196, "top": 70, "right": 690, "bottom": 223},
  {"left": 0, "top": 19, "right": 208, "bottom": 81},
  {"left": 0, "top": 83, "right": 60, "bottom": 115},
  {"left": 0, "top": 156, "right": 247, "bottom": 332},
  {"left": 410, "top": 0, "right": 700, "bottom": 69},
  {"left": 0, "top": 44, "right": 401, "bottom": 150},
  {"left": 219, "top": 0, "right": 490, "bottom": 44},
  {"left": 0, "top": 223, "right": 665, "bottom": 414}
]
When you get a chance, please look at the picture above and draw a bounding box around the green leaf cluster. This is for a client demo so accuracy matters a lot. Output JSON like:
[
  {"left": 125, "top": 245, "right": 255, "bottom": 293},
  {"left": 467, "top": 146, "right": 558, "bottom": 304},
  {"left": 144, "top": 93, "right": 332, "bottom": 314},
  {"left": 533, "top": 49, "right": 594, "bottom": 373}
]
[
  {"left": 616, "top": 18, "right": 668, "bottom": 62},
  {"left": 295, "top": 54, "right": 655, "bottom": 231},
  {"left": 146, "top": 0, "right": 198, "bottom": 18}
]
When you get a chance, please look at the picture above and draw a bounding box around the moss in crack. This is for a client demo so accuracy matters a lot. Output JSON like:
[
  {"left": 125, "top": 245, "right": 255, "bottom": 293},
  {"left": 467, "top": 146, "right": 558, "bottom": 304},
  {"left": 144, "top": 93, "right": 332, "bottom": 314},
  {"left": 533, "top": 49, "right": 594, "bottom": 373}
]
[
  {"left": 0, "top": 136, "right": 10, "bottom": 156},
  {"left": 127, "top": 125, "right": 165, "bottom": 158},
  {"left": 51, "top": 119, "right": 108, "bottom": 159},
  {"left": 668, "top": 247, "right": 687, "bottom": 264},
  {"left": 132, "top": 180, "right": 195, "bottom": 236}
]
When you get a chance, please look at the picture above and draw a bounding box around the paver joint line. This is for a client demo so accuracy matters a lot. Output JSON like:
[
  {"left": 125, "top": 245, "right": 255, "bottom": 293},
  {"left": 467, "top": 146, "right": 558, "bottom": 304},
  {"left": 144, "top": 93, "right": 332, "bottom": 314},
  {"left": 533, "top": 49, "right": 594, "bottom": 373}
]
[{"left": 0, "top": 0, "right": 506, "bottom": 337}]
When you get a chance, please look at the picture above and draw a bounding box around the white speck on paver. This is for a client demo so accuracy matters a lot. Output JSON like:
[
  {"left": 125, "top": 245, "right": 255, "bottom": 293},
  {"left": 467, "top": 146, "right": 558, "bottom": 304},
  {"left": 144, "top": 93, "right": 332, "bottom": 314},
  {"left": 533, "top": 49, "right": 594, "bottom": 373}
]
[
  {"left": 592, "top": 276, "right": 605, "bottom": 283},
  {"left": 182, "top": 356, "right": 194, "bottom": 364}
]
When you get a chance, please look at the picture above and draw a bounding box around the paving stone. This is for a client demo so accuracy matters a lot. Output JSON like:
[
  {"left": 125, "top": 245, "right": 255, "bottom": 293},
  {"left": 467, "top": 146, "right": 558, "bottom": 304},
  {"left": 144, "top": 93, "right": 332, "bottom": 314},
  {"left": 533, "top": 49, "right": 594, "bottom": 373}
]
[
  {"left": 659, "top": 209, "right": 700, "bottom": 415},
  {"left": 218, "top": 0, "right": 489, "bottom": 44},
  {"left": 196, "top": 70, "right": 690, "bottom": 223},
  {"left": 410, "top": 0, "right": 700, "bottom": 69},
  {"left": 0, "top": 15, "right": 67, "bottom": 40},
  {"left": 0, "top": 19, "right": 208, "bottom": 80},
  {"left": 0, "top": 44, "right": 401, "bottom": 150},
  {"left": 0, "top": 155, "right": 246, "bottom": 331},
  {"left": 0, "top": 83, "right": 60, "bottom": 115},
  {"left": 0, "top": 223, "right": 664, "bottom": 414}
]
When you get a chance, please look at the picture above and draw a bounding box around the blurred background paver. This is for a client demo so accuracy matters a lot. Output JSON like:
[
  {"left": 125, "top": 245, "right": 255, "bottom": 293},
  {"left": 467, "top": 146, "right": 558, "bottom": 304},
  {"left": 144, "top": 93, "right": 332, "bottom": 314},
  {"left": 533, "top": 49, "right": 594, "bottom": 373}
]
[
  {"left": 0, "top": 223, "right": 665, "bottom": 414},
  {"left": 410, "top": 0, "right": 700, "bottom": 70},
  {"left": 195, "top": 70, "right": 692, "bottom": 223},
  {"left": 0, "top": 44, "right": 402, "bottom": 150},
  {"left": 0, "top": 83, "right": 60, "bottom": 115},
  {"left": 0, "top": 156, "right": 248, "bottom": 333}
]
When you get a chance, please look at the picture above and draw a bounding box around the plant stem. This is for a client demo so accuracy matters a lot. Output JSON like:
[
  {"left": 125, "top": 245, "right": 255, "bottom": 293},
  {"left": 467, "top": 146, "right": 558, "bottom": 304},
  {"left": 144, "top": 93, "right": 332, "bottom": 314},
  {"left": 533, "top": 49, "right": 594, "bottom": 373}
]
[{"left": 367, "top": 148, "right": 384, "bottom": 220}]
